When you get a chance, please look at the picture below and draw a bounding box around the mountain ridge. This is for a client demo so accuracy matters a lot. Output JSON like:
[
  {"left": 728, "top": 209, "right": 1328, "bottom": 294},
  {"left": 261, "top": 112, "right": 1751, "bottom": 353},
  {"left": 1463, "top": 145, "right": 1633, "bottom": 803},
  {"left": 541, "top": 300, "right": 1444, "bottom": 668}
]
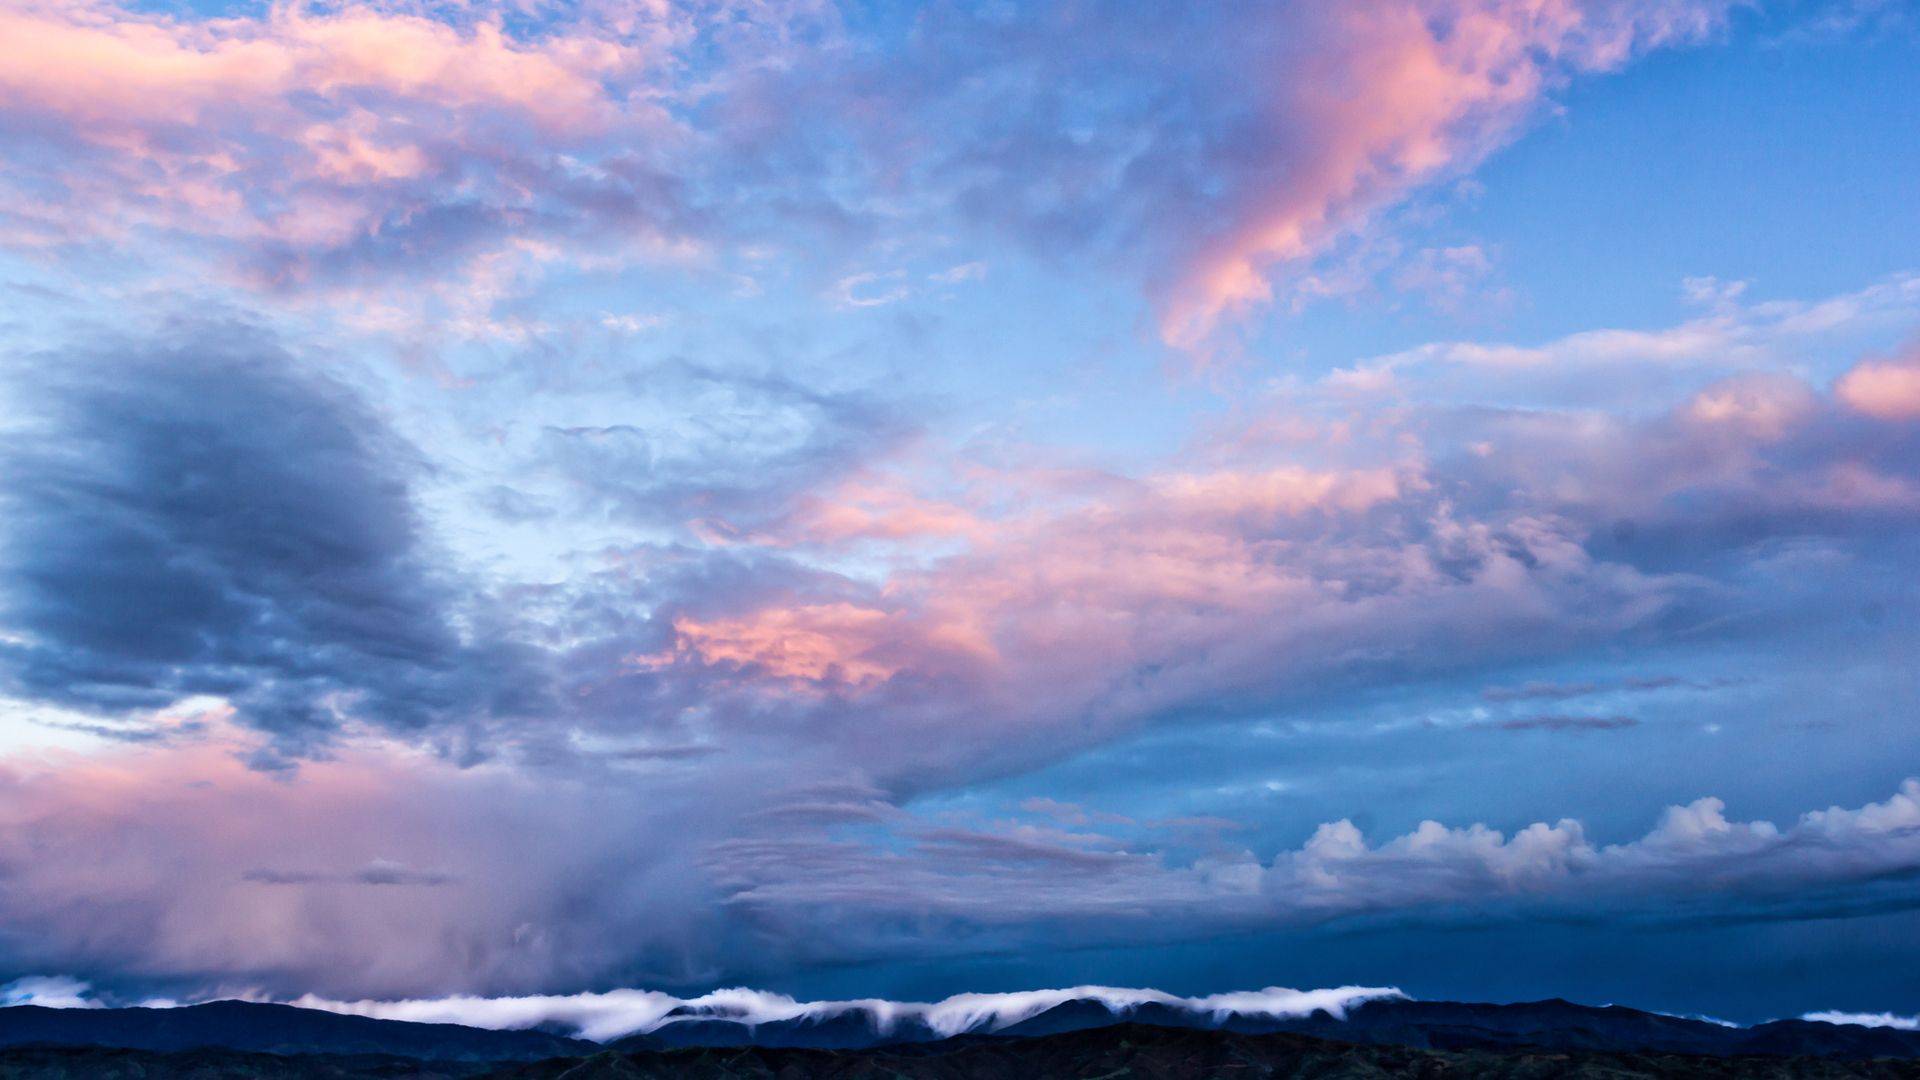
[
  {"left": 7, "top": 993, "right": 1920, "bottom": 1063},
  {"left": 7, "top": 1022, "right": 1920, "bottom": 1079},
  {"left": 608, "top": 994, "right": 1920, "bottom": 1058},
  {"left": 0, "top": 1000, "right": 593, "bottom": 1061}
]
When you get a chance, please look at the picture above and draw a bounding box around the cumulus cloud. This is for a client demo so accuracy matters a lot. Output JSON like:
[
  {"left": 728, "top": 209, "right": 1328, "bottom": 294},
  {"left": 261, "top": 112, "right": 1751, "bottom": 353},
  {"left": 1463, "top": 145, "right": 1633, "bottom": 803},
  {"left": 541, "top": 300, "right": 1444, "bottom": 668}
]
[
  {"left": 1837, "top": 344, "right": 1920, "bottom": 421},
  {"left": 702, "top": 780, "right": 1920, "bottom": 953}
]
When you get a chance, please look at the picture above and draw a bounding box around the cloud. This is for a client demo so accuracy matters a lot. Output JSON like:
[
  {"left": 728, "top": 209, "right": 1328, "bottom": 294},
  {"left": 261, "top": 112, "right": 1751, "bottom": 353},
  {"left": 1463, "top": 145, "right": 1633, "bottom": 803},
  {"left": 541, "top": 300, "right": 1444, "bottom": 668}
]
[
  {"left": 851, "top": 0, "right": 1731, "bottom": 347},
  {"left": 1482, "top": 714, "right": 1637, "bottom": 731},
  {"left": 242, "top": 860, "right": 457, "bottom": 888},
  {"left": 286, "top": 983, "right": 1403, "bottom": 1042},
  {"left": 1837, "top": 344, "right": 1920, "bottom": 421},
  {"left": 0, "top": 0, "right": 1736, "bottom": 346},
  {"left": 0, "top": 975, "right": 1404, "bottom": 1042},
  {"left": 1803, "top": 1011, "right": 1920, "bottom": 1031},
  {"left": 0, "top": 0, "right": 708, "bottom": 300},
  {"left": 531, "top": 362, "right": 912, "bottom": 538},
  {"left": 2, "top": 280, "right": 1919, "bottom": 996},
  {"left": 1276, "top": 778, "right": 1920, "bottom": 921},
  {"left": 1480, "top": 675, "right": 1738, "bottom": 702},
  {"left": 831, "top": 270, "right": 911, "bottom": 309},
  {"left": 1328, "top": 273, "right": 1920, "bottom": 403},
  {"left": 0, "top": 616, "right": 1917, "bottom": 996},
  {"left": 930, "top": 261, "right": 987, "bottom": 284},
  {"left": 0, "top": 0, "right": 1910, "bottom": 1017},
  {"left": 0, "top": 716, "right": 761, "bottom": 997},
  {"left": 0, "top": 976, "right": 100, "bottom": 1009},
  {"left": 588, "top": 313, "right": 1920, "bottom": 806},
  {"left": 702, "top": 779, "right": 1920, "bottom": 953},
  {"left": 1392, "top": 244, "right": 1507, "bottom": 314},
  {"left": 1481, "top": 681, "right": 1601, "bottom": 702},
  {"left": 0, "top": 325, "right": 543, "bottom": 757}
]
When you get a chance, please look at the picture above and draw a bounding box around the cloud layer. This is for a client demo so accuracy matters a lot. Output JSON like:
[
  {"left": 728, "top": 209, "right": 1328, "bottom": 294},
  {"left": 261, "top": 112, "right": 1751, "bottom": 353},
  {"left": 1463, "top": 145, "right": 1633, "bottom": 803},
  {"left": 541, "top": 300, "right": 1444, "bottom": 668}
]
[
  {"left": 1, "top": 682, "right": 1916, "bottom": 997},
  {"left": 0, "top": 0, "right": 1916, "bottom": 1022},
  {"left": 0, "top": 330, "right": 543, "bottom": 761},
  {"left": 0, "top": 0, "right": 1733, "bottom": 344},
  {"left": 287, "top": 983, "right": 1403, "bottom": 1043}
]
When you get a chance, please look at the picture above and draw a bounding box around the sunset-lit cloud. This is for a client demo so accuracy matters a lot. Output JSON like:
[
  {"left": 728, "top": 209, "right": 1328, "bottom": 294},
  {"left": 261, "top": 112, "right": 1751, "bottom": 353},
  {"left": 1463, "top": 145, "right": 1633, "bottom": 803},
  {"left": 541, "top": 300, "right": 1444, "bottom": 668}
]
[
  {"left": 0, "top": 0, "right": 1917, "bottom": 1025},
  {"left": 1837, "top": 344, "right": 1920, "bottom": 421}
]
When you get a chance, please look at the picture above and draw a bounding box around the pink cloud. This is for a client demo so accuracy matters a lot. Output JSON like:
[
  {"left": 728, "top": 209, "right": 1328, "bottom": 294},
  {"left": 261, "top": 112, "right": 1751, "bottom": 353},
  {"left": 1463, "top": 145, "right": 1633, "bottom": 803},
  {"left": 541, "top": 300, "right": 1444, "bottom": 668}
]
[
  {"left": 0, "top": 0, "right": 1732, "bottom": 341},
  {"left": 0, "top": 2, "right": 637, "bottom": 133},
  {"left": 629, "top": 449, "right": 1627, "bottom": 782},
  {"left": 1682, "top": 373, "right": 1819, "bottom": 440},
  {"left": 4, "top": 317, "right": 1920, "bottom": 994},
  {"left": 1154, "top": 0, "right": 1730, "bottom": 347},
  {"left": 1152, "top": 465, "right": 1406, "bottom": 520},
  {"left": 0, "top": 712, "right": 771, "bottom": 996},
  {"left": 635, "top": 603, "right": 908, "bottom": 686},
  {"left": 757, "top": 474, "right": 994, "bottom": 547},
  {"left": 0, "top": 0, "right": 688, "bottom": 285},
  {"left": 609, "top": 324, "right": 1920, "bottom": 791},
  {"left": 1836, "top": 345, "right": 1920, "bottom": 421}
]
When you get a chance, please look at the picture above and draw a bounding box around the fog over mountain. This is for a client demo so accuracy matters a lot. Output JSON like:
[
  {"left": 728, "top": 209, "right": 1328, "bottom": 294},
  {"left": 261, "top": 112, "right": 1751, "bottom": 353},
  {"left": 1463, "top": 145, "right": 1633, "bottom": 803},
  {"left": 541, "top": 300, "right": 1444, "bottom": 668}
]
[{"left": 9, "top": 978, "right": 1920, "bottom": 1057}]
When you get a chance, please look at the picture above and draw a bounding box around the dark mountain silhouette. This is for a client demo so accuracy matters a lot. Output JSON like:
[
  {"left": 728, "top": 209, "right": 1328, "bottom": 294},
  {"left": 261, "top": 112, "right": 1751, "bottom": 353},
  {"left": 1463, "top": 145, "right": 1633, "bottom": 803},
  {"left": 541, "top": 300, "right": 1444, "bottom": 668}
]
[
  {"left": 0, "top": 1001, "right": 593, "bottom": 1061},
  {"left": 605, "top": 994, "right": 1920, "bottom": 1059},
  {"left": 8, "top": 1023, "right": 1920, "bottom": 1079},
  {"left": 1274, "top": 996, "right": 1741, "bottom": 1051},
  {"left": 0, "top": 1043, "right": 490, "bottom": 1079},
  {"left": 7, "top": 994, "right": 1920, "bottom": 1073}
]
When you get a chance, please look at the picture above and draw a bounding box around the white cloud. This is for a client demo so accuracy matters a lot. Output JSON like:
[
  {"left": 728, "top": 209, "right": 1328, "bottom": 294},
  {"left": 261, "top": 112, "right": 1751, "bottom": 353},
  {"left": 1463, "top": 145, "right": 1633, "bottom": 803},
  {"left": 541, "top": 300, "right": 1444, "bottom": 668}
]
[
  {"left": 931, "top": 261, "right": 987, "bottom": 284},
  {"left": 0, "top": 975, "right": 100, "bottom": 1009},
  {"left": 1803, "top": 1011, "right": 1920, "bottom": 1031},
  {"left": 1325, "top": 272, "right": 1920, "bottom": 400},
  {"left": 288, "top": 983, "right": 1402, "bottom": 1042},
  {"left": 706, "top": 780, "right": 1920, "bottom": 944},
  {"left": 832, "top": 271, "right": 911, "bottom": 309}
]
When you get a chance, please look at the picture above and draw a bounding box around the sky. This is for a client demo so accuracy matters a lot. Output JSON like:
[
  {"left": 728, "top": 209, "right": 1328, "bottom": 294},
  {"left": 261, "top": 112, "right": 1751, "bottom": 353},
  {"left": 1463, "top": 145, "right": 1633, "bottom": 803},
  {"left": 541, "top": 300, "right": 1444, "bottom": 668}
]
[{"left": 0, "top": 0, "right": 1918, "bottom": 1027}]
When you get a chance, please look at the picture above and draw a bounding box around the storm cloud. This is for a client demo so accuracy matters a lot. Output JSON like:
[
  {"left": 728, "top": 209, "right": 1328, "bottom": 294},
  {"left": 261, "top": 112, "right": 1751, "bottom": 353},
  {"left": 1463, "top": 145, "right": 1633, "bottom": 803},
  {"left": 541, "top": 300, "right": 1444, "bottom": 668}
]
[{"left": 0, "top": 328, "right": 543, "bottom": 758}]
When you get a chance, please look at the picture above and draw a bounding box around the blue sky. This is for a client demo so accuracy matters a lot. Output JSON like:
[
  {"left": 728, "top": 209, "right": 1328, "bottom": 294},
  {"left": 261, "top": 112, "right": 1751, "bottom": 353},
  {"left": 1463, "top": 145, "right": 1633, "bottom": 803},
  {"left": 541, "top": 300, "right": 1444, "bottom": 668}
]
[{"left": 0, "top": 0, "right": 1917, "bottom": 1024}]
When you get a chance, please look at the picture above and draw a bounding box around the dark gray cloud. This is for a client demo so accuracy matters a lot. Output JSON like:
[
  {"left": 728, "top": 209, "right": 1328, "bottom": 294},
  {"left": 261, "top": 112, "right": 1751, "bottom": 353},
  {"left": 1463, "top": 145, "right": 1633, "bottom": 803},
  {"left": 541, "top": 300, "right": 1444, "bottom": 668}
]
[
  {"left": 0, "top": 325, "right": 546, "bottom": 757},
  {"left": 1486, "top": 715, "right": 1639, "bottom": 732},
  {"left": 1481, "top": 681, "right": 1602, "bottom": 703}
]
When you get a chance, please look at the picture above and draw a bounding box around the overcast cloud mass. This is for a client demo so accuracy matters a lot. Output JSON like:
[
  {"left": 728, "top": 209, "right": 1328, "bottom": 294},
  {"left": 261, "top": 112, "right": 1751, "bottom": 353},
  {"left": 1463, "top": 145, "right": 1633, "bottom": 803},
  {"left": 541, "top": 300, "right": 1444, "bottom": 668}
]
[{"left": 0, "top": 0, "right": 1918, "bottom": 1026}]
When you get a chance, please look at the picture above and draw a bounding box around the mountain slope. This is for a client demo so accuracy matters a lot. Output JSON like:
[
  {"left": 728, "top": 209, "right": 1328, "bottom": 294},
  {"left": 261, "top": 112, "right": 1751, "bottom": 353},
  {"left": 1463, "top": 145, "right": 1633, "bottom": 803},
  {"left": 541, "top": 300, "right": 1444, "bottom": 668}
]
[
  {"left": 607, "top": 994, "right": 1920, "bottom": 1058},
  {"left": 10, "top": 995, "right": 1920, "bottom": 1063},
  {"left": 9, "top": 1024, "right": 1920, "bottom": 1080},
  {"left": 0, "top": 1001, "right": 593, "bottom": 1062}
]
